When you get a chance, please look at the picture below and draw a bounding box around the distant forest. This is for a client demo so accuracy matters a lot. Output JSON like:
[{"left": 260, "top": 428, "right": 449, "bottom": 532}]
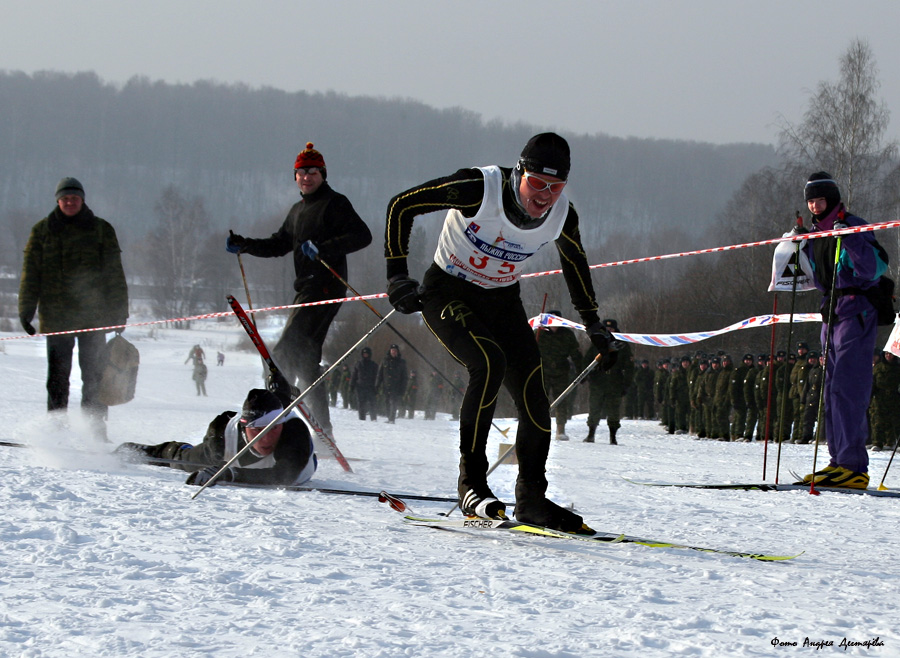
[{"left": 3, "top": 65, "right": 894, "bottom": 382}]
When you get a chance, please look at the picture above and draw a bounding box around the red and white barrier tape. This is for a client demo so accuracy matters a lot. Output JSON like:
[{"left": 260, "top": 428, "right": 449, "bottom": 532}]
[
  {"left": 5, "top": 221, "right": 897, "bottom": 341},
  {"left": 523, "top": 220, "right": 900, "bottom": 279},
  {"left": 1, "top": 293, "right": 388, "bottom": 341}
]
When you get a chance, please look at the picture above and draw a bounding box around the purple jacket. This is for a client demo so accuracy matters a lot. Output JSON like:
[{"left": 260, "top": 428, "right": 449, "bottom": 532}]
[{"left": 803, "top": 204, "right": 887, "bottom": 320}]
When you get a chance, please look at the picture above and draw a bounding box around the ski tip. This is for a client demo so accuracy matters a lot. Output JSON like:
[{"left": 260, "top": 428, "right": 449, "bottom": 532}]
[
  {"left": 378, "top": 491, "right": 408, "bottom": 512},
  {"left": 755, "top": 550, "right": 805, "bottom": 562}
]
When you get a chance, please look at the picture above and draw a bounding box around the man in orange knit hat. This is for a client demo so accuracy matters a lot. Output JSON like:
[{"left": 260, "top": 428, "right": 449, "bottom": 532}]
[{"left": 227, "top": 143, "right": 372, "bottom": 433}]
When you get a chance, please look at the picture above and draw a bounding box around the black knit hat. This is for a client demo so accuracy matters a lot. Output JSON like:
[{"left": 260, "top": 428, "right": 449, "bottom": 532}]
[
  {"left": 603, "top": 318, "right": 619, "bottom": 331},
  {"left": 805, "top": 172, "right": 841, "bottom": 216},
  {"left": 240, "top": 389, "right": 283, "bottom": 428},
  {"left": 518, "top": 133, "right": 570, "bottom": 180},
  {"left": 55, "top": 177, "right": 85, "bottom": 201}
]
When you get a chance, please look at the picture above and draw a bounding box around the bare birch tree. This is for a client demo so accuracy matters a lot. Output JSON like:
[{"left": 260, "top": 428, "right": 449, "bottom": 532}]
[{"left": 777, "top": 39, "right": 897, "bottom": 214}]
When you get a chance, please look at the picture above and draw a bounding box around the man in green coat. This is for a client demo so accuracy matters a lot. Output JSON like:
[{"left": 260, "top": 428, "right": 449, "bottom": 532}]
[
  {"left": 536, "top": 312, "right": 582, "bottom": 440},
  {"left": 584, "top": 319, "right": 632, "bottom": 444},
  {"left": 19, "top": 177, "right": 129, "bottom": 439}
]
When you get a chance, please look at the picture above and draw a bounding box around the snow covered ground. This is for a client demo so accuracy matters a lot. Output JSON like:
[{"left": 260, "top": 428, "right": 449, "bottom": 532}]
[{"left": 1, "top": 324, "right": 898, "bottom": 658}]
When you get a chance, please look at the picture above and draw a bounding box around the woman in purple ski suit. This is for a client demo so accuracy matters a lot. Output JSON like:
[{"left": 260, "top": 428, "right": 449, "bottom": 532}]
[{"left": 797, "top": 172, "right": 888, "bottom": 488}]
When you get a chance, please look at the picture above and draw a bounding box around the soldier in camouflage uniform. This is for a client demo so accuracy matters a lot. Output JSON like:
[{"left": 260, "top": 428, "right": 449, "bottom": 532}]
[
  {"left": 665, "top": 356, "right": 691, "bottom": 434},
  {"left": 326, "top": 367, "right": 340, "bottom": 406},
  {"left": 690, "top": 358, "right": 710, "bottom": 438},
  {"left": 634, "top": 359, "right": 655, "bottom": 420},
  {"left": 740, "top": 355, "right": 762, "bottom": 441},
  {"left": 686, "top": 353, "right": 702, "bottom": 434},
  {"left": 772, "top": 351, "right": 792, "bottom": 444},
  {"left": 788, "top": 342, "right": 811, "bottom": 443},
  {"left": 871, "top": 351, "right": 900, "bottom": 451},
  {"left": 536, "top": 312, "right": 582, "bottom": 440},
  {"left": 712, "top": 355, "right": 733, "bottom": 440},
  {"left": 702, "top": 357, "right": 721, "bottom": 438},
  {"left": 730, "top": 354, "right": 753, "bottom": 440},
  {"left": 584, "top": 319, "right": 633, "bottom": 444},
  {"left": 801, "top": 352, "right": 823, "bottom": 444},
  {"left": 339, "top": 364, "right": 354, "bottom": 409}
]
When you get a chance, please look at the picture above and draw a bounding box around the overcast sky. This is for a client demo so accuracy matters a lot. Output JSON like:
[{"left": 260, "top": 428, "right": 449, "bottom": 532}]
[{"left": 4, "top": 1, "right": 900, "bottom": 146}]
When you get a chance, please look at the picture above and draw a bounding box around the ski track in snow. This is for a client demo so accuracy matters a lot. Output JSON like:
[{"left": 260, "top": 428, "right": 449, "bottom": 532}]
[{"left": 1, "top": 326, "right": 898, "bottom": 657}]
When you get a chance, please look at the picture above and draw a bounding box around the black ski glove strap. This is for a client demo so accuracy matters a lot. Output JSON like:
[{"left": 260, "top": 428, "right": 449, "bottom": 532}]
[{"left": 387, "top": 276, "right": 424, "bottom": 314}]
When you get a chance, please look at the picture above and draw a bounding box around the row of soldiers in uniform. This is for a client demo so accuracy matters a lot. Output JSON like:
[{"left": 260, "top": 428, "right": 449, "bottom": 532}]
[
  {"left": 324, "top": 345, "right": 464, "bottom": 422},
  {"left": 654, "top": 347, "right": 822, "bottom": 443},
  {"left": 652, "top": 344, "right": 900, "bottom": 450},
  {"left": 537, "top": 314, "right": 900, "bottom": 451}
]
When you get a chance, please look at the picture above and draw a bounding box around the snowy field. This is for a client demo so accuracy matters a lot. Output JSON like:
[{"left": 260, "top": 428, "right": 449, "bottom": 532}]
[{"left": 1, "top": 323, "right": 898, "bottom": 658}]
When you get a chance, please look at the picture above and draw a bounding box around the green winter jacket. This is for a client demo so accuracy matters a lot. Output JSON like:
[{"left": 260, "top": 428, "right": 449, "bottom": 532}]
[
  {"left": 537, "top": 327, "right": 581, "bottom": 383},
  {"left": 19, "top": 205, "right": 129, "bottom": 333}
]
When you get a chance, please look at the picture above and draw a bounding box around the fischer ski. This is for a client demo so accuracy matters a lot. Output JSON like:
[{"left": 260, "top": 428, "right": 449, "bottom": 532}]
[
  {"left": 378, "top": 492, "right": 802, "bottom": 562},
  {"left": 624, "top": 477, "right": 900, "bottom": 497},
  {"left": 228, "top": 295, "right": 352, "bottom": 472}
]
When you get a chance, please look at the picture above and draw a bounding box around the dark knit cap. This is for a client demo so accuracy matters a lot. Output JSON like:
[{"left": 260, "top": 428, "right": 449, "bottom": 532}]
[
  {"left": 294, "top": 142, "right": 327, "bottom": 178},
  {"left": 240, "top": 389, "right": 283, "bottom": 426},
  {"left": 603, "top": 318, "right": 619, "bottom": 330},
  {"left": 55, "top": 177, "right": 85, "bottom": 201},
  {"left": 518, "top": 133, "right": 570, "bottom": 180},
  {"left": 804, "top": 171, "right": 840, "bottom": 204}
]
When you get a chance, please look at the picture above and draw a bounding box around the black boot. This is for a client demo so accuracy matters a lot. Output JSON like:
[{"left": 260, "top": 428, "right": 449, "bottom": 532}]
[
  {"left": 583, "top": 425, "right": 596, "bottom": 443},
  {"left": 609, "top": 427, "right": 618, "bottom": 445}
]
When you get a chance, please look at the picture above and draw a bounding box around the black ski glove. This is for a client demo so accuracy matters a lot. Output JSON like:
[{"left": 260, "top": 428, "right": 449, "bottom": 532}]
[
  {"left": 790, "top": 225, "right": 808, "bottom": 236},
  {"left": 185, "top": 465, "right": 234, "bottom": 487},
  {"left": 388, "top": 276, "right": 424, "bottom": 314},
  {"left": 20, "top": 315, "right": 36, "bottom": 336},
  {"left": 226, "top": 230, "right": 247, "bottom": 254},
  {"left": 267, "top": 369, "right": 300, "bottom": 404},
  {"left": 586, "top": 321, "right": 622, "bottom": 371}
]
